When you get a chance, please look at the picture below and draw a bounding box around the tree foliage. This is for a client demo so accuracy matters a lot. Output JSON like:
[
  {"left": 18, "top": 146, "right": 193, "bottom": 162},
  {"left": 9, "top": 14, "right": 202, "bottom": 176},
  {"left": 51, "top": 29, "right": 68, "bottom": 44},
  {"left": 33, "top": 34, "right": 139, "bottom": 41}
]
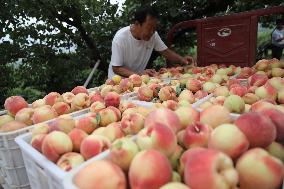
[{"left": 0, "top": 0, "right": 283, "bottom": 106}]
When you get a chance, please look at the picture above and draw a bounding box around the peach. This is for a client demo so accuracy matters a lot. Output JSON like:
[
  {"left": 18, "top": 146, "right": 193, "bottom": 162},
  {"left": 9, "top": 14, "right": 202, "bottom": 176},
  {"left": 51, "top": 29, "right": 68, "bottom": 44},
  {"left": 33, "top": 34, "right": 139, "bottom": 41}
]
[
  {"left": 32, "top": 99, "right": 46, "bottom": 108},
  {"left": 49, "top": 117, "right": 75, "bottom": 134},
  {"left": 129, "top": 74, "right": 142, "bottom": 87},
  {"left": 68, "top": 128, "right": 88, "bottom": 152},
  {"left": 208, "top": 124, "right": 249, "bottom": 159},
  {"left": 141, "top": 74, "right": 150, "bottom": 84},
  {"left": 272, "top": 67, "right": 284, "bottom": 77},
  {"left": 212, "top": 96, "right": 226, "bottom": 106},
  {"left": 171, "top": 171, "right": 181, "bottom": 182},
  {"left": 248, "top": 73, "right": 268, "bottom": 87},
  {"left": 97, "top": 122, "right": 124, "bottom": 142},
  {"left": 199, "top": 101, "right": 213, "bottom": 110},
  {"left": 52, "top": 102, "right": 70, "bottom": 115},
  {"left": 255, "top": 83, "right": 277, "bottom": 101},
  {"left": 175, "top": 106, "right": 199, "bottom": 129},
  {"left": 213, "top": 86, "right": 229, "bottom": 97},
  {"left": 158, "top": 86, "right": 177, "bottom": 101},
  {"left": 4, "top": 96, "right": 28, "bottom": 116},
  {"left": 162, "top": 100, "right": 178, "bottom": 111},
  {"left": 119, "top": 78, "right": 133, "bottom": 92},
  {"left": 90, "top": 101, "right": 105, "bottom": 113},
  {"left": 202, "top": 82, "right": 217, "bottom": 93},
  {"left": 32, "top": 123, "right": 49, "bottom": 136},
  {"left": 109, "top": 138, "right": 139, "bottom": 171},
  {"left": 177, "top": 122, "right": 212, "bottom": 149},
  {"left": 112, "top": 75, "right": 122, "bottom": 85},
  {"left": 237, "top": 67, "right": 255, "bottom": 79},
  {"left": 121, "top": 113, "right": 145, "bottom": 135},
  {"left": 56, "top": 152, "right": 84, "bottom": 171},
  {"left": 44, "top": 92, "right": 63, "bottom": 106},
  {"left": 145, "top": 108, "right": 182, "bottom": 133},
  {"left": 277, "top": 88, "right": 284, "bottom": 104},
  {"left": 74, "top": 160, "right": 126, "bottom": 189},
  {"left": 42, "top": 131, "right": 73, "bottom": 162},
  {"left": 71, "top": 86, "right": 88, "bottom": 95},
  {"left": 75, "top": 116, "right": 98, "bottom": 134},
  {"left": 229, "top": 85, "right": 247, "bottom": 97},
  {"left": 186, "top": 78, "right": 202, "bottom": 92},
  {"left": 211, "top": 74, "right": 224, "bottom": 84},
  {"left": 184, "top": 149, "right": 238, "bottom": 189},
  {"left": 100, "top": 85, "right": 113, "bottom": 97},
  {"left": 267, "top": 77, "right": 284, "bottom": 91},
  {"left": 194, "top": 90, "right": 208, "bottom": 100},
  {"left": 106, "top": 79, "right": 115, "bottom": 85},
  {"left": 137, "top": 123, "right": 177, "bottom": 157},
  {"left": 250, "top": 100, "right": 276, "bottom": 112},
  {"left": 235, "top": 112, "right": 276, "bottom": 148},
  {"left": 104, "top": 91, "right": 120, "bottom": 108},
  {"left": 260, "top": 108, "right": 284, "bottom": 144},
  {"left": 129, "top": 150, "right": 172, "bottom": 189},
  {"left": 223, "top": 95, "right": 245, "bottom": 113},
  {"left": 148, "top": 83, "right": 161, "bottom": 97},
  {"left": 14, "top": 107, "right": 34, "bottom": 125},
  {"left": 118, "top": 101, "right": 136, "bottom": 113},
  {"left": 255, "top": 59, "right": 270, "bottom": 71},
  {"left": 236, "top": 148, "right": 284, "bottom": 189},
  {"left": 160, "top": 182, "right": 190, "bottom": 189},
  {"left": 98, "top": 106, "right": 121, "bottom": 127},
  {"left": 138, "top": 86, "right": 154, "bottom": 102},
  {"left": 169, "top": 145, "right": 184, "bottom": 170},
  {"left": 62, "top": 92, "right": 75, "bottom": 104},
  {"left": 32, "top": 105, "right": 58, "bottom": 124},
  {"left": 269, "top": 58, "right": 282, "bottom": 68},
  {"left": 266, "top": 142, "right": 284, "bottom": 162},
  {"left": 71, "top": 93, "right": 90, "bottom": 110},
  {"left": 200, "top": 105, "right": 231, "bottom": 128},
  {"left": 31, "top": 133, "right": 47, "bottom": 152},
  {"left": 242, "top": 93, "right": 260, "bottom": 105},
  {"left": 178, "top": 90, "right": 195, "bottom": 104},
  {"left": 227, "top": 79, "right": 241, "bottom": 89},
  {"left": 89, "top": 91, "right": 104, "bottom": 103},
  {"left": 0, "top": 115, "right": 14, "bottom": 127},
  {"left": 80, "top": 134, "right": 110, "bottom": 160}
]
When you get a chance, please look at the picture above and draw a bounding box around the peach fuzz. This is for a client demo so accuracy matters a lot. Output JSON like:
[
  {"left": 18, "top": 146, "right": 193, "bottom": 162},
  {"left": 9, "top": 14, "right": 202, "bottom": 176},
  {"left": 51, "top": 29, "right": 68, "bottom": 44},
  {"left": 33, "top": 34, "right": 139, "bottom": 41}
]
[
  {"left": 80, "top": 134, "right": 110, "bottom": 160},
  {"left": 109, "top": 138, "right": 139, "bottom": 171},
  {"left": 175, "top": 107, "right": 199, "bottom": 129},
  {"left": 44, "top": 92, "right": 63, "bottom": 106},
  {"left": 158, "top": 86, "right": 177, "bottom": 101},
  {"left": 160, "top": 182, "right": 190, "bottom": 189},
  {"left": 98, "top": 106, "right": 121, "bottom": 127},
  {"left": 75, "top": 116, "right": 98, "bottom": 134},
  {"left": 121, "top": 113, "right": 145, "bottom": 135},
  {"left": 32, "top": 105, "right": 58, "bottom": 124},
  {"left": 184, "top": 149, "right": 238, "bottom": 189},
  {"left": 137, "top": 123, "right": 177, "bottom": 157},
  {"left": 68, "top": 128, "right": 88, "bottom": 152},
  {"left": 208, "top": 124, "right": 249, "bottom": 159},
  {"left": 138, "top": 86, "right": 154, "bottom": 102},
  {"left": 178, "top": 90, "right": 195, "bottom": 104},
  {"left": 56, "top": 152, "right": 84, "bottom": 171},
  {"left": 31, "top": 134, "right": 47, "bottom": 153},
  {"left": 4, "top": 96, "right": 28, "bottom": 116},
  {"left": 52, "top": 102, "right": 70, "bottom": 115},
  {"left": 15, "top": 107, "right": 34, "bottom": 125},
  {"left": 62, "top": 92, "right": 75, "bottom": 104},
  {"left": 32, "top": 99, "right": 46, "bottom": 108},
  {"left": 129, "top": 150, "right": 172, "bottom": 189},
  {"left": 71, "top": 86, "right": 88, "bottom": 95},
  {"left": 248, "top": 73, "right": 268, "bottom": 87},
  {"left": 235, "top": 112, "right": 276, "bottom": 148},
  {"left": 48, "top": 117, "right": 75, "bottom": 134},
  {"left": 42, "top": 131, "right": 73, "bottom": 162},
  {"left": 236, "top": 148, "right": 284, "bottom": 189},
  {"left": 74, "top": 160, "right": 126, "bottom": 189},
  {"left": 129, "top": 74, "right": 142, "bottom": 87},
  {"left": 177, "top": 122, "right": 212, "bottom": 149},
  {"left": 186, "top": 78, "right": 202, "bottom": 92},
  {"left": 260, "top": 108, "right": 284, "bottom": 144},
  {"left": 200, "top": 105, "right": 231, "bottom": 129},
  {"left": 145, "top": 108, "right": 182, "bottom": 133}
]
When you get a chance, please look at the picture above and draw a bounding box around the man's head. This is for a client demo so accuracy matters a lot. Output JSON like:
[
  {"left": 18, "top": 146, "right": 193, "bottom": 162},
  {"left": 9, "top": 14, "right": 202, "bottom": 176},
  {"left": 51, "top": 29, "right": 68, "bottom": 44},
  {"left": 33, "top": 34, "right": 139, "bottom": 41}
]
[
  {"left": 276, "top": 19, "right": 284, "bottom": 30},
  {"left": 132, "top": 6, "right": 158, "bottom": 41}
]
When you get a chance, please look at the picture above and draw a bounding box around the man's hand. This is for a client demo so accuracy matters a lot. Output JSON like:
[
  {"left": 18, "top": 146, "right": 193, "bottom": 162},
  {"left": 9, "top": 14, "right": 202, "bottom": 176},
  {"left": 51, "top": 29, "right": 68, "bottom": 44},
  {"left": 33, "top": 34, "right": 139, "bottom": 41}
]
[
  {"left": 181, "top": 56, "right": 196, "bottom": 66},
  {"left": 143, "top": 69, "right": 157, "bottom": 76}
]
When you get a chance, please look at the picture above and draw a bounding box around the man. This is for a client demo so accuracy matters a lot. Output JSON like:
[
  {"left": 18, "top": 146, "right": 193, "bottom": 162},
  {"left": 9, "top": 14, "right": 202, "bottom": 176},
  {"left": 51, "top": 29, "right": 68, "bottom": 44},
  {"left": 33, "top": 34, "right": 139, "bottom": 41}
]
[
  {"left": 271, "top": 19, "right": 284, "bottom": 60},
  {"left": 108, "top": 6, "right": 195, "bottom": 79}
]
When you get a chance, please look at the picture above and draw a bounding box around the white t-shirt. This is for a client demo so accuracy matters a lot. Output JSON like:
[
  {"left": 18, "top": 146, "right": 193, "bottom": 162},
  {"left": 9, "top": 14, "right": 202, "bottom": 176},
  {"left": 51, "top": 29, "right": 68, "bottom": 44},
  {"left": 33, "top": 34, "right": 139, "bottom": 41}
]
[
  {"left": 272, "top": 29, "right": 284, "bottom": 46},
  {"left": 108, "top": 26, "right": 168, "bottom": 79}
]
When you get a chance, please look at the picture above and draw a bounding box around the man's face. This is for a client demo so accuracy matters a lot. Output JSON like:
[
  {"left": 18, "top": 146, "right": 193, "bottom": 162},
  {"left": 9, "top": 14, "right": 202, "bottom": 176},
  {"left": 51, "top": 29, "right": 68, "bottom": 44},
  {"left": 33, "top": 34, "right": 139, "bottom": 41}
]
[{"left": 138, "top": 15, "right": 157, "bottom": 41}]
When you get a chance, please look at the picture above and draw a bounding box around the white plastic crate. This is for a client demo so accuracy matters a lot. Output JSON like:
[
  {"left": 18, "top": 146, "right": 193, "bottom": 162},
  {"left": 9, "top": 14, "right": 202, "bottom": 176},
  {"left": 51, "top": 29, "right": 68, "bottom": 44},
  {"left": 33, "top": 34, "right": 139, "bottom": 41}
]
[{"left": 0, "top": 108, "right": 90, "bottom": 189}]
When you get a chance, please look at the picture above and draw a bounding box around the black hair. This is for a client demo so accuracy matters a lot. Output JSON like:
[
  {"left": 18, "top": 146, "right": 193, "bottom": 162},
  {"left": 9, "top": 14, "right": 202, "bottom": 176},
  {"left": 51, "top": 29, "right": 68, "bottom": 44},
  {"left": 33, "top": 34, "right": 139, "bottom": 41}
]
[
  {"left": 276, "top": 19, "right": 284, "bottom": 26},
  {"left": 133, "top": 5, "right": 158, "bottom": 25}
]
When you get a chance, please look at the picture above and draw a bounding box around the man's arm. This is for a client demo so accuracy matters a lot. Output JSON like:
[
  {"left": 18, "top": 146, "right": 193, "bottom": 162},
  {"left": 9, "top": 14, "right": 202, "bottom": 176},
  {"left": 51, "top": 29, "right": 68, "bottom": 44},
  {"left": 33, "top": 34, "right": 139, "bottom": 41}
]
[
  {"left": 159, "top": 48, "right": 195, "bottom": 67},
  {"left": 112, "top": 66, "right": 137, "bottom": 78}
]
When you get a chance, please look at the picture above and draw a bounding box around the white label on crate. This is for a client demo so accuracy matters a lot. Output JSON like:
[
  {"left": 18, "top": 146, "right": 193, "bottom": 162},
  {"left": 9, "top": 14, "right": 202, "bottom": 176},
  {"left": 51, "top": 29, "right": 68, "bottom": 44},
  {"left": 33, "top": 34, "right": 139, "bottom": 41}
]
[{"left": 217, "top": 28, "right": 231, "bottom": 37}]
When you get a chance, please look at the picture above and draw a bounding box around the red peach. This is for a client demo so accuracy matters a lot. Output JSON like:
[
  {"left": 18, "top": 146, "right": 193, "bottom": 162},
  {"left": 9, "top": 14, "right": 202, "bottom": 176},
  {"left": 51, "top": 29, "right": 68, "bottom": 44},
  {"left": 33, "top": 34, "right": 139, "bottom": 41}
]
[
  {"left": 148, "top": 83, "right": 161, "bottom": 97},
  {"left": 104, "top": 91, "right": 120, "bottom": 108},
  {"left": 235, "top": 112, "right": 276, "bottom": 148},
  {"left": 178, "top": 90, "right": 195, "bottom": 104},
  {"left": 118, "top": 101, "right": 137, "bottom": 113},
  {"left": 119, "top": 78, "right": 133, "bottom": 92},
  {"left": 129, "top": 74, "right": 142, "bottom": 87},
  {"left": 49, "top": 117, "right": 75, "bottom": 134},
  {"left": 31, "top": 134, "right": 47, "bottom": 153},
  {"left": 71, "top": 93, "right": 90, "bottom": 110},
  {"left": 75, "top": 116, "right": 98, "bottom": 134},
  {"left": 56, "top": 152, "right": 84, "bottom": 171},
  {"left": 121, "top": 113, "right": 145, "bottom": 135},
  {"left": 250, "top": 100, "right": 276, "bottom": 112},
  {"left": 52, "top": 102, "right": 70, "bottom": 115},
  {"left": 44, "top": 92, "right": 63, "bottom": 106},
  {"left": 129, "top": 150, "right": 172, "bottom": 189},
  {"left": 68, "top": 128, "right": 88, "bottom": 152},
  {"left": 186, "top": 78, "right": 202, "bottom": 92},
  {"left": 32, "top": 105, "right": 58, "bottom": 124},
  {"left": 175, "top": 106, "right": 199, "bottom": 129},
  {"left": 138, "top": 86, "right": 154, "bottom": 102},
  {"left": 162, "top": 100, "right": 178, "bottom": 111},
  {"left": 89, "top": 91, "right": 104, "bottom": 103},
  {"left": 158, "top": 86, "right": 177, "bottom": 101},
  {"left": 71, "top": 86, "right": 88, "bottom": 95},
  {"left": 98, "top": 106, "right": 121, "bottom": 127},
  {"left": 227, "top": 79, "right": 241, "bottom": 89},
  {"left": 255, "top": 83, "right": 277, "bottom": 101},
  {"left": 62, "top": 92, "right": 75, "bottom": 104},
  {"left": 97, "top": 122, "right": 125, "bottom": 142},
  {"left": 194, "top": 90, "right": 208, "bottom": 100},
  {"left": 90, "top": 101, "right": 105, "bottom": 113},
  {"left": 200, "top": 105, "right": 231, "bottom": 128},
  {"left": 15, "top": 107, "right": 34, "bottom": 125},
  {"left": 248, "top": 73, "right": 268, "bottom": 87},
  {"left": 4, "top": 96, "right": 28, "bottom": 116}
]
